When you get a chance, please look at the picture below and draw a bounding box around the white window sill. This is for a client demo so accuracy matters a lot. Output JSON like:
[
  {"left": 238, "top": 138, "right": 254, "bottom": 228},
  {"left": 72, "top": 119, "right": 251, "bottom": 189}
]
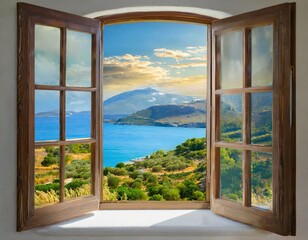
[{"left": 33, "top": 210, "right": 272, "bottom": 237}]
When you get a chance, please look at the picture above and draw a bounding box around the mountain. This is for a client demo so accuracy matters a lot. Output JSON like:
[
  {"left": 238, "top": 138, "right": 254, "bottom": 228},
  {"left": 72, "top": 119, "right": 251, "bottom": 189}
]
[
  {"left": 104, "top": 88, "right": 200, "bottom": 119},
  {"left": 35, "top": 111, "right": 90, "bottom": 117},
  {"left": 115, "top": 100, "right": 206, "bottom": 128}
]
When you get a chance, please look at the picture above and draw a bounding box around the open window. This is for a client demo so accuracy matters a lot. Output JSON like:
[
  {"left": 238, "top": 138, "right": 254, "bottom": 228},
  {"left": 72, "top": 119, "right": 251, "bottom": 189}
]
[
  {"left": 210, "top": 3, "right": 295, "bottom": 235},
  {"left": 17, "top": 3, "right": 101, "bottom": 230},
  {"left": 17, "top": 2, "right": 295, "bottom": 235}
]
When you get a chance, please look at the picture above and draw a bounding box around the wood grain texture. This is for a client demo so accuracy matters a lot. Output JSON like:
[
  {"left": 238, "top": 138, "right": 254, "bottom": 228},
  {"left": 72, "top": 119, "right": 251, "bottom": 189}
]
[
  {"left": 98, "top": 11, "right": 216, "bottom": 25},
  {"left": 100, "top": 201, "right": 210, "bottom": 210},
  {"left": 211, "top": 3, "right": 296, "bottom": 235},
  {"left": 17, "top": 2, "right": 101, "bottom": 231}
]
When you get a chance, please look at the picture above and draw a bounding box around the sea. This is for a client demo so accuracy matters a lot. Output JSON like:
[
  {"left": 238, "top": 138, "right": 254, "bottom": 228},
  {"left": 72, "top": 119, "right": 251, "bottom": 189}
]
[{"left": 35, "top": 115, "right": 206, "bottom": 167}]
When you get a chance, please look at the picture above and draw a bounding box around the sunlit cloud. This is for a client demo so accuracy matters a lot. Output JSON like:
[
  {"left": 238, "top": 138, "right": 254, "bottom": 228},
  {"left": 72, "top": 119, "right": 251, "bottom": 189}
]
[
  {"left": 171, "top": 62, "right": 207, "bottom": 69},
  {"left": 159, "top": 75, "right": 207, "bottom": 97},
  {"left": 154, "top": 48, "right": 191, "bottom": 59},
  {"left": 66, "top": 64, "right": 91, "bottom": 86},
  {"left": 103, "top": 54, "right": 169, "bottom": 99},
  {"left": 103, "top": 50, "right": 208, "bottom": 99}
]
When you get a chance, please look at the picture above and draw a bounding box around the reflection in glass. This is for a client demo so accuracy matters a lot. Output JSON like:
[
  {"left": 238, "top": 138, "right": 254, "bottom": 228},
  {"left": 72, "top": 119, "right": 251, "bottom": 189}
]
[
  {"left": 220, "top": 31, "right": 243, "bottom": 89},
  {"left": 35, "top": 147, "right": 60, "bottom": 208},
  {"left": 220, "top": 148, "right": 243, "bottom": 202},
  {"left": 251, "top": 152, "right": 272, "bottom": 210},
  {"left": 65, "top": 144, "right": 92, "bottom": 199},
  {"left": 35, "top": 90, "right": 60, "bottom": 141},
  {"left": 252, "top": 25, "right": 273, "bottom": 87},
  {"left": 220, "top": 94, "right": 243, "bottom": 142},
  {"left": 251, "top": 92, "right": 272, "bottom": 146},
  {"left": 66, "top": 30, "right": 92, "bottom": 87},
  {"left": 66, "top": 91, "right": 91, "bottom": 139},
  {"left": 35, "top": 25, "right": 60, "bottom": 85}
]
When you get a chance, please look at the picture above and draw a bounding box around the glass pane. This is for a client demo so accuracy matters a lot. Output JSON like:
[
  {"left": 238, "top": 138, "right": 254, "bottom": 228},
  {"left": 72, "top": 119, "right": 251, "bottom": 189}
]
[
  {"left": 251, "top": 25, "right": 273, "bottom": 87},
  {"left": 220, "top": 148, "right": 243, "bottom": 202},
  {"left": 220, "top": 94, "right": 243, "bottom": 142},
  {"left": 35, "top": 90, "right": 60, "bottom": 141},
  {"left": 65, "top": 144, "right": 92, "bottom": 199},
  {"left": 251, "top": 92, "right": 272, "bottom": 146},
  {"left": 35, "top": 25, "right": 60, "bottom": 85},
  {"left": 251, "top": 152, "right": 272, "bottom": 210},
  {"left": 220, "top": 31, "right": 243, "bottom": 89},
  {"left": 66, "top": 30, "right": 92, "bottom": 87},
  {"left": 66, "top": 91, "right": 91, "bottom": 139},
  {"left": 35, "top": 147, "right": 60, "bottom": 208}
]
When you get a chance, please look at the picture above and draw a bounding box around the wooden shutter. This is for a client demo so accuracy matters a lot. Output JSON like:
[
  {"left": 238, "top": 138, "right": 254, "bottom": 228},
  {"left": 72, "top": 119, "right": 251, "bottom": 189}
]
[
  {"left": 17, "top": 3, "right": 102, "bottom": 231},
  {"left": 210, "top": 3, "right": 295, "bottom": 235}
]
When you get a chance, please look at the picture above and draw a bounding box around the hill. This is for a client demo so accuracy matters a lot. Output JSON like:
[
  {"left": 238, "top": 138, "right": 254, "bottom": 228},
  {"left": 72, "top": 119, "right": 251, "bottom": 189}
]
[
  {"left": 115, "top": 100, "right": 206, "bottom": 128},
  {"left": 104, "top": 87, "right": 200, "bottom": 120}
]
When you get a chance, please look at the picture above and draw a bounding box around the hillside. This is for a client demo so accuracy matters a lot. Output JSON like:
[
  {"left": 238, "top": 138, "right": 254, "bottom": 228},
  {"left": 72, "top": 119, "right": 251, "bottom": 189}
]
[
  {"left": 104, "top": 87, "right": 199, "bottom": 120},
  {"left": 115, "top": 100, "right": 206, "bottom": 128}
]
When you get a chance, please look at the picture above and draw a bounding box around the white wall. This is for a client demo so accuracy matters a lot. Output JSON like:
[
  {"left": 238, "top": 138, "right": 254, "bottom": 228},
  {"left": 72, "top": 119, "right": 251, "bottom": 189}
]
[{"left": 0, "top": 0, "right": 307, "bottom": 239}]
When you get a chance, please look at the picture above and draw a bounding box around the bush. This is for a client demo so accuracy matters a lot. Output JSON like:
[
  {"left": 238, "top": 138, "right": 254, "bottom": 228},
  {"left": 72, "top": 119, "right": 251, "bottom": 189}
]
[
  {"left": 104, "top": 167, "right": 127, "bottom": 176},
  {"left": 65, "top": 160, "right": 91, "bottom": 180},
  {"left": 116, "top": 186, "right": 148, "bottom": 200},
  {"left": 115, "top": 162, "right": 126, "bottom": 168},
  {"left": 35, "top": 183, "right": 60, "bottom": 192},
  {"left": 192, "top": 191, "right": 205, "bottom": 201},
  {"left": 161, "top": 188, "right": 180, "bottom": 201},
  {"left": 152, "top": 165, "right": 163, "bottom": 172},
  {"left": 150, "top": 194, "right": 164, "bottom": 201},
  {"left": 129, "top": 170, "right": 143, "bottom": 179},
  {"left": 177, "top": 180, "right": 198, "bottom": 200},
  {"left": 41, "top": 154, "right": 59, "bottom": 167},
  {"left": 129, "top": 188, "right": 148, "bottom": 200},
  {"left": 147, "top": 175, "right": 158, "bottom": 185},
  {"left": 65, "top": 179, "right": 87, "bottom": 190},
  {"left": 148, "top": 185, "right": 163, "bottom": 196},
  {"left": 107, "top": 175, "right": 121, "bottom": 189},
  {"left": 132, "top": 181, "right": 142, "bottom": 189}
]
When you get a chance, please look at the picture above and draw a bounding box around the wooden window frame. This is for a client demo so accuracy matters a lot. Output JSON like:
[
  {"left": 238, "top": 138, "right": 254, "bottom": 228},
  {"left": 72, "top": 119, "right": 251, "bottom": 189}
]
[
  {"left": 210, "top": 3, "right": 296, "bottom": 235},
  {"left": 17, "top": 3, "right": 102, "bottom": 231},
  {"left": 17, "top": 2, "right": 295, "bottom": 235}
]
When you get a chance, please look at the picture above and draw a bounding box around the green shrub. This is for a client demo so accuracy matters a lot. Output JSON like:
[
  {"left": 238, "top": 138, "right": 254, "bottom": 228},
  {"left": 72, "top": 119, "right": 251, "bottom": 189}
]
[
  {"left": 35, "top": 183, "right": 60, "bottom": 192},
  {"left": 41, "top": 154, "right": 59, "bottom": 167},
  {"left": 65, "top": 179, "right": 87, "bottom": 190},
  {"left": 192, "top": 191, "right": 205, "bottom": 201},
  {"left": 107, "top": 175, "right": 121, "bottom": 189},
  {"left": 161, "top": 188, "right": 180, "bottom": 201},
  {"left": 132, "top": 181, "right": 142, "bottom": 189},
  {"left": 115, "top": 162, "right": 126, "bottom": 168},
  {"left": 104, "top": 167, "right": 127, "bottom": 176},
  {"left": 152, "top": 165, "right": 163, "bottom": 172},
  {"left": 150, "top": 194, "right": 164, "bottom": 201}
]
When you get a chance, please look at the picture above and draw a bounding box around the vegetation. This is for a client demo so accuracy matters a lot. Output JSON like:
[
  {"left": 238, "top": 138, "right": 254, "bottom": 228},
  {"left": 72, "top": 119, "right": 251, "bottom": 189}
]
[
  {"left": 100, "top": 138, "right": 207, "bottom": 202},
  {"left": 35, "top": 138, "right": 272, "bottom": 209},
  {"left": 34, "top": 144, "right": 92, "bottom": 207}
]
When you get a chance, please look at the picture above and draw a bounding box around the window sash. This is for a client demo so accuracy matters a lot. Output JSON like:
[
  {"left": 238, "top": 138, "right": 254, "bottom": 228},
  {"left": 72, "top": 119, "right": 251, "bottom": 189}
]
[
  {"left": 210, "top": 3, "right": 296, "bottom": 235},
  {"left": 17, "top": 2, "right": 102, "bottom": 231}
]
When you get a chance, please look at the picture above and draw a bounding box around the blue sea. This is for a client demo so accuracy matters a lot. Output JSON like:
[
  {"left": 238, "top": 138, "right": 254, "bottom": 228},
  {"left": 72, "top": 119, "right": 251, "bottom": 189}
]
[{"left": 35, "top": 115, "right": 206, "bottom": 167}]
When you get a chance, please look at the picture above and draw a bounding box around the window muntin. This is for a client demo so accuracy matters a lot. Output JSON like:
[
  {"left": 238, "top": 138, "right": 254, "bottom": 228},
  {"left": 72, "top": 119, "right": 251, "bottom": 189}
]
[
  {"left": 17, "top": 3, "right": 295, "bottom": 235},
  {"left": 17, "top": 3, "right": 101, "bottom": 230}
]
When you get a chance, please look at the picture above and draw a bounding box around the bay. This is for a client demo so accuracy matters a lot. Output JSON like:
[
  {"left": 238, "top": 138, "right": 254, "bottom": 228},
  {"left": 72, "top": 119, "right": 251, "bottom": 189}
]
[{"left": 35, "top": 116, "right": 206, "bottom": 167}]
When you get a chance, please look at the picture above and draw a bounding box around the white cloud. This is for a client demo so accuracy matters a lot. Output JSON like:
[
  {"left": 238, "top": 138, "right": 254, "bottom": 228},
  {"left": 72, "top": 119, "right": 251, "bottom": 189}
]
[
  {"left": 154, "top": 48, "right": 191, "bottom": 59},
  {"left": 171, "top": 62, "right": 207, "bottom": 69}
]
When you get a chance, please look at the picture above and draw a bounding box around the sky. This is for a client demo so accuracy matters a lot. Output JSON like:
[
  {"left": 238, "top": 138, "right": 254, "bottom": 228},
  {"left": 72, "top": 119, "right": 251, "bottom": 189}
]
[
  {"left": 34, "top": 22, "right": 208, "bottom": 112},
  {"left": 103, "top": 22, "right": 208, "bottom": 100},
  {"left": 34, "top": 22, "right": 273, "bottom": 113}
]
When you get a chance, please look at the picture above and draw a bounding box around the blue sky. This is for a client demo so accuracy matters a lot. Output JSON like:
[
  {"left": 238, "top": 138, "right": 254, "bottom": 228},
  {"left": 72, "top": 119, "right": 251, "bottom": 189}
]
[
  {"left": 34, "top": 22, "right": 208, "bottom": 112},
  {"left": 103, "top": 22, "right": 208, "bottom": 100}
]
